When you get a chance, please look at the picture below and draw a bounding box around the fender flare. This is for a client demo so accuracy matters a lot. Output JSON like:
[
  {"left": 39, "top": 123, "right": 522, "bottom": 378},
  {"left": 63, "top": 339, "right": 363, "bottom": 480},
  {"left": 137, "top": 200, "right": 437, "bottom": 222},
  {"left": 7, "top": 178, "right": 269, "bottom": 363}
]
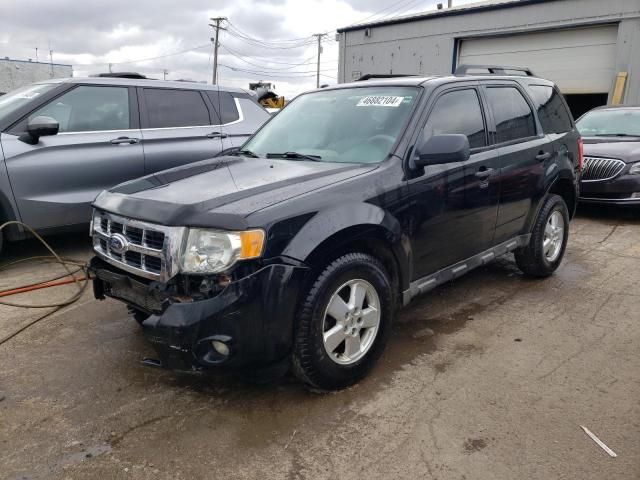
[
  {"left": 280, "top": 202, "right": 411, "bottom": 291},
  {"left": 526, "top": 167, "right": 577, "bottom": 232}
]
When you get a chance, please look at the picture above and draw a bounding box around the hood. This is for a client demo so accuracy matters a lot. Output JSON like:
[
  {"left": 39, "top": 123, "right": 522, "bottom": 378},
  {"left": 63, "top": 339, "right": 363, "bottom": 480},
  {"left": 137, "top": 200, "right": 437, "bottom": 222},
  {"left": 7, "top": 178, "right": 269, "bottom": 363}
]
[
  {"left": 582, "top": 138, "right": 640, "bottom": 164},
  {"left": 93, "top": 156, "right": 377, "bottom": 230}
]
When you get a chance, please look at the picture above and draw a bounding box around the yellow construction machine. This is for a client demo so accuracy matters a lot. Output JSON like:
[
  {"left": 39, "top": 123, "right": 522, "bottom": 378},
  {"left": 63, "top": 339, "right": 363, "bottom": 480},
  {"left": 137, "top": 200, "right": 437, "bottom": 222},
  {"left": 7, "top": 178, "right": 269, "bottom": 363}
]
[{"left": 249, "top": 82, "right": 285, "bottom": 110}]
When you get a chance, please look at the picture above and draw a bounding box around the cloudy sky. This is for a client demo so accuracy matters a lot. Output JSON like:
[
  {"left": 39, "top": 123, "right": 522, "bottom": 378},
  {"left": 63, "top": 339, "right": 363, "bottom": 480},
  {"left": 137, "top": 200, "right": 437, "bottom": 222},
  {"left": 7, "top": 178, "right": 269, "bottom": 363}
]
[{"left": 0, "top": 0, "right": 477, "bottom": 97}]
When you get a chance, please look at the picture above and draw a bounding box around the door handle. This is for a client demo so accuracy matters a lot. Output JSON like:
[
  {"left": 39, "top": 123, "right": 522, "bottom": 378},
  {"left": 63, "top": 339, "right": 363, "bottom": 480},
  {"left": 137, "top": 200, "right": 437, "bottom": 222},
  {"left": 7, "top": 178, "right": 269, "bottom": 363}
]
[
  {"left": 206, "top": 131, "right": 229, "bottom": 139},
  {"left": 110, "top": 137, "right": 139, "bottom": 145},
  {"left": 475, "top": 167, "right": 494, "bottom": 179},
  {"left": 536, "top": 151, "right": 552, "bottom": 161}
]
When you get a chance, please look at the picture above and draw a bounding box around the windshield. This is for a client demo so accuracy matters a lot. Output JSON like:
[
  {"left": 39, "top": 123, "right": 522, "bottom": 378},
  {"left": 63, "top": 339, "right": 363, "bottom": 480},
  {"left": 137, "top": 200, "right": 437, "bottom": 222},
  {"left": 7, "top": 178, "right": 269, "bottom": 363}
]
[
  {"left": 242, "top": 86, "right": 419, "bottom": 163},
  {"left": 577, "top": 108, "right": 640, "bottom": 137},
  {"left": 0, "top": 83, "right": 57, "bottom": 121}
]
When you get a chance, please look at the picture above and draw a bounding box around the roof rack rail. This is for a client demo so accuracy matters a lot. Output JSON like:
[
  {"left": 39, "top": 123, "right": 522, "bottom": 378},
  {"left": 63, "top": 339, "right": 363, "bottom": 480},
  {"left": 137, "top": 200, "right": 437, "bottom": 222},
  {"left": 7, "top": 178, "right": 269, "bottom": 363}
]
[
  {"left": 454, "top": 64, "right": 536, "bottom": 77},
  {"left": 356, "top": 73, "right": 418, "bottom": 81},
  {"left": 91, "top": 72, "right": 150, "bottom": 79}
]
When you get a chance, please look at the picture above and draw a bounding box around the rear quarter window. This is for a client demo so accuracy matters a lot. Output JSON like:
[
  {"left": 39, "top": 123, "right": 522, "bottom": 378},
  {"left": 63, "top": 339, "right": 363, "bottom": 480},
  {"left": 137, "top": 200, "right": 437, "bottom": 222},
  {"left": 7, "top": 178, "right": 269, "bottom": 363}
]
[
  {"left": 207, "top": 91, "right": 240, "bottom": 124},
  {"left": 529, "top": 85, "right": 573, "bottom": 134}
]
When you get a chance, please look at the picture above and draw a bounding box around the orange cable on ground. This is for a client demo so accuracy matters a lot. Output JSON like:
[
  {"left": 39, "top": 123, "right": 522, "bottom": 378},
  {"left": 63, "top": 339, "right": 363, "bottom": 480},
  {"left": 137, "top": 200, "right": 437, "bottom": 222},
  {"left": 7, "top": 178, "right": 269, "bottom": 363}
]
[{"left": 0, "top": 276, "right": 86, "bottom": 298}]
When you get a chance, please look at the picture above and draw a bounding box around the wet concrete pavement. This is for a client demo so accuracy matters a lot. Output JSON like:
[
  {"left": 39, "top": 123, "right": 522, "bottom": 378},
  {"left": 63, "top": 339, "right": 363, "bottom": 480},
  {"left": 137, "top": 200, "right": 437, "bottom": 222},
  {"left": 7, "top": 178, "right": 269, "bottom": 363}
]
[{"left": 1, "top": 205, "right": 639, "bottom": 479}]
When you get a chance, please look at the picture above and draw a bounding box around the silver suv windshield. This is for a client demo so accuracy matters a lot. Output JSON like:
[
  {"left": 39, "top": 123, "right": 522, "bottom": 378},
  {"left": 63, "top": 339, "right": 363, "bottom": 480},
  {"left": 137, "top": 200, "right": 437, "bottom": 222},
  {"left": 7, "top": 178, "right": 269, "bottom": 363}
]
[
  {"left": 577, "top": 108, "right": 640, "bottom": 137},
  {"left": 242, "top": 86, "right": 419, "bottom": 163},
  {"left": 0, "top": 83, "right": 57, "bottom": 121}
]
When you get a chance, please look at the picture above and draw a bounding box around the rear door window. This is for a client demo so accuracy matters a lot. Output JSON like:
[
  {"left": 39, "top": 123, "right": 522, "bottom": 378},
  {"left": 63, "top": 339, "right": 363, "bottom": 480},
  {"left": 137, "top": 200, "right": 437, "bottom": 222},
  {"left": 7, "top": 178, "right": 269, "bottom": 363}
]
[
  {"left": 486, "top": 87, "right": 537, "bottom": 143},
  {"left": 29, "top": 85, "right": 129, "bottom": 132},
  {"left": 423, "top": 88, "right": 487, "bottom": 149},
  {"left": 206, "top": 91, "right": 240, "bottom": 124},
  {"left": 143, "top": 88, "right": 210, "bottom": 128},
  {"left": 529, "top": 85, "right": 573, "bottom": 134}
]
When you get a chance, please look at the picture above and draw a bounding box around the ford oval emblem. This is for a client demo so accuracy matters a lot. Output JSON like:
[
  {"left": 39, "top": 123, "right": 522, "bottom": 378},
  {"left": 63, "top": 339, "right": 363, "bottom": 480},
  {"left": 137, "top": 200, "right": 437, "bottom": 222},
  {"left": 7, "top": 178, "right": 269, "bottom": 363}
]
[{"left": 108, "top": 233, "right": 128, "bottom": 255}]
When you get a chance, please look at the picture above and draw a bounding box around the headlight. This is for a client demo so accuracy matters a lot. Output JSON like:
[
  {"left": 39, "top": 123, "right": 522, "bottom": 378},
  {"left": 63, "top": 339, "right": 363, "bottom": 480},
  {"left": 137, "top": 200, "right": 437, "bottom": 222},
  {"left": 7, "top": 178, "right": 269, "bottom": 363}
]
[
  {"left": 180, "top": 228, "right": 265, "bottom": 274},
  {"left": 630, "top": 162, "right": 640, "bottom": 175}
]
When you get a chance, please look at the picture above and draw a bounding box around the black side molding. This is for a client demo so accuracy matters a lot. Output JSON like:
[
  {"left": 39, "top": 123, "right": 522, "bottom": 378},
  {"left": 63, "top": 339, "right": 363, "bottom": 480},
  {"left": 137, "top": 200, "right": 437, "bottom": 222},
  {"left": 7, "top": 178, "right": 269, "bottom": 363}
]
[{"left": 403, "top": 234, "right": 531, "bottom": 305}]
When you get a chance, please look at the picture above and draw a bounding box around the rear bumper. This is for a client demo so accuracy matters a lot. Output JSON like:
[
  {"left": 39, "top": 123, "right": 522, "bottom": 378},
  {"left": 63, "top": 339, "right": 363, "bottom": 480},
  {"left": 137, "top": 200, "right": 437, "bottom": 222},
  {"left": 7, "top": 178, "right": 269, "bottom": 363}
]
[
  {"left": 90, "top": 257, "right": 308, "bottom": 371},
  {"left": 579, "top": 173, "right": 640, "bottom": 206}
]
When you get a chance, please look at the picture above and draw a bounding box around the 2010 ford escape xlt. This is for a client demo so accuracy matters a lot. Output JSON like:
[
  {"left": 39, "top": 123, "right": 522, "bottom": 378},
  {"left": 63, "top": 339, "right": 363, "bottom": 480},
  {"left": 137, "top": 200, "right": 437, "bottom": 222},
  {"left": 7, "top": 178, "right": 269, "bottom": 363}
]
[{"left": 90, "top": 67, "right": 581, "bottom": 390}]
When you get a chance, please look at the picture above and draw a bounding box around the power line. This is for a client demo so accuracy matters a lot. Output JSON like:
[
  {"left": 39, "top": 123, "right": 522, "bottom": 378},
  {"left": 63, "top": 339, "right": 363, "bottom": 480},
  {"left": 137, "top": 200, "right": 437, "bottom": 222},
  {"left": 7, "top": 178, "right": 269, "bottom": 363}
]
[
  {"left": 218, "top": 63, "right": 336, "bottom": 80},
  {"left": 220, "top": 44, "right": 318, "bottom": 70},
  {"left": 225, "top": 21, "right": 316, "bottom": 45},
  {"left": 224, "top": 23, "right": 317, "bottom": 50}
]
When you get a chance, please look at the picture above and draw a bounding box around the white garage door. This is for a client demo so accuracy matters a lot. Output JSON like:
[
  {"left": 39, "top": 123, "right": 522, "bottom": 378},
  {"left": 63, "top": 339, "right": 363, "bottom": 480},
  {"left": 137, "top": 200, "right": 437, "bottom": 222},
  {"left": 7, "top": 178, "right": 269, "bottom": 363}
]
[{"left": 458, "top": 25, "right": 618, "bottom": 94}]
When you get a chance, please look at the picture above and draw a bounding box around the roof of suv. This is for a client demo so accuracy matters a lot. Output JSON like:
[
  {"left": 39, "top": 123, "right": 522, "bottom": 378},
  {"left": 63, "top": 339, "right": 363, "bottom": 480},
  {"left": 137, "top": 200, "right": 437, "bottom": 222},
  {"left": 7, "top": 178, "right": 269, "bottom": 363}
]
[
  {"left": 35, "top": 76, "right": 248, "bottom": 94},
  {"left": 321, "top": 74, "right": 555, "bottom": 90}
]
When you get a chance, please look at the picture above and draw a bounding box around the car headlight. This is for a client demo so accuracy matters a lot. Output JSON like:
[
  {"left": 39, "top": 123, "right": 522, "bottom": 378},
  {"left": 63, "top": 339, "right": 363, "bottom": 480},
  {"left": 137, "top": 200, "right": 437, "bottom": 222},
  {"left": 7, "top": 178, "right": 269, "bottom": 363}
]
[
  {"left": 180, "top": 228, "right": 265, "bottom": 274},
  {"left": 630, "top": 162, "right": 640, "bottom": 175}
]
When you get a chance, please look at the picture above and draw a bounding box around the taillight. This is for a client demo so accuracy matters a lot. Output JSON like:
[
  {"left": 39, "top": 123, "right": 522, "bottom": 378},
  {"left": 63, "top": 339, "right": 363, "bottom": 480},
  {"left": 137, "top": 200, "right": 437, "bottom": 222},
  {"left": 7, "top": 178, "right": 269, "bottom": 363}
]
[{"left": 577, "top": 137, "right": 584, "bottom": 171}]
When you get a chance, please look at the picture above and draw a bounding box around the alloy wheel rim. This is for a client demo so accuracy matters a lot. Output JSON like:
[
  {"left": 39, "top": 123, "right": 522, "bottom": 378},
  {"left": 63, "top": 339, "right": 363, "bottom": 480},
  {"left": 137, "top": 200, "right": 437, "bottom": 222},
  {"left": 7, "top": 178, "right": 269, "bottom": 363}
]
[
  {"left": 543, "top": 210, "right": 564, "bottom": 262},
  {"left": 322, "top": 279, "right": 381, "bottom": 365}
]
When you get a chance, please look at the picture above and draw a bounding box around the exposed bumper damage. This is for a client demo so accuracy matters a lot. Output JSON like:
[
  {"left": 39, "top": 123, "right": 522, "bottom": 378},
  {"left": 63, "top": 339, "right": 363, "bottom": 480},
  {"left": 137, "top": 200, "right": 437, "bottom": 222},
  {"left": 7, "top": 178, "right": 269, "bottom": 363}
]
[{"left": 90, "top": 257, "right": 308, "bottom": 371}]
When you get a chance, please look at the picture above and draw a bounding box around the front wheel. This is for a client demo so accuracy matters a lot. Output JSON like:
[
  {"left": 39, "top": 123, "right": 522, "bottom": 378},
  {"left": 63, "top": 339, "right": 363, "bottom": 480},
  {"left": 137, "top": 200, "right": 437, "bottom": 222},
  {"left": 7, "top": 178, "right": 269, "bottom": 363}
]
[
  {"left": 515, "top": 194, "right": 569, "bottom": 277},
  {"left": 292, "top": 253, "right": 394, "bottom": 391}
]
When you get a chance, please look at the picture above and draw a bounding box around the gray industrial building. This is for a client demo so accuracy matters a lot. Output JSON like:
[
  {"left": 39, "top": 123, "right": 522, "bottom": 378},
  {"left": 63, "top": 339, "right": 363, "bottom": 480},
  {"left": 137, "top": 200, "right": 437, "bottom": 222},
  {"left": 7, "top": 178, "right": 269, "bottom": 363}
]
[
  {"left": 0, "top": 58, "right": 72, "bottom": 95},
  {"left": 337, "top": 0, "right": 640, "bottom": 117}
]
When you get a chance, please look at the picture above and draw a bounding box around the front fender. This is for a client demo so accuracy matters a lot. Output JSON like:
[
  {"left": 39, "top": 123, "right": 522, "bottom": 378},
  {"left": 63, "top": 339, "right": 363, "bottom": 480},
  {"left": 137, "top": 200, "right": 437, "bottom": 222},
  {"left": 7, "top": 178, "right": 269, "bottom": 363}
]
[
  {"left": 273, "top": 202, "right": 411, "bottom": 296},
  {"left": 281, "top": 202, "right": 399, "bottom": 260}
]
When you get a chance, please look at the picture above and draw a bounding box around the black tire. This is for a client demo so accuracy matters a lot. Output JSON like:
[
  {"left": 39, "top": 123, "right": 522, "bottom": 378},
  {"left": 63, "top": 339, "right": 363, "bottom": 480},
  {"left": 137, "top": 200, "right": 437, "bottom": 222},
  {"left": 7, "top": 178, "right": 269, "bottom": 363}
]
[
  {"left": 515, "top": 194, "right": 570, "bottom": 277},
  {"left": 128, "top": 306, "right": 149, "bottom": 325},
  {"left": 292, "top": 253, "right": 394, "bottom": 391},
  {"left": 0, "top": 229, "right": 3, "bottom": 257}
]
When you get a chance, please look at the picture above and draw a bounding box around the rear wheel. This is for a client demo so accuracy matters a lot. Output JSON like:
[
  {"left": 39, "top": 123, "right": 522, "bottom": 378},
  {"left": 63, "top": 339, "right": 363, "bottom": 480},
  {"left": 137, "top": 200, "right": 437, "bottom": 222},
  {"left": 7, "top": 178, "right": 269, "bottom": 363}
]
[
  {"left": 292, "top": 253, "right": 393, "bottom": 391},
  {"left": 515, "top": 194, "right": 569, "bottom": 277}
]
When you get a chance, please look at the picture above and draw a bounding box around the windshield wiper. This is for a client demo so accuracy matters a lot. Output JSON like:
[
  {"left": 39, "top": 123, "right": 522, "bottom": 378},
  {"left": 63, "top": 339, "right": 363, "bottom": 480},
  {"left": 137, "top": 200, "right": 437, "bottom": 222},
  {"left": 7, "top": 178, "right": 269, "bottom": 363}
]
[
  {"left": 237, "top": 149, "right": 259, "bottom": 158},
  {"left": 266, "top": 151, "right": 322, "bottom": 161}
]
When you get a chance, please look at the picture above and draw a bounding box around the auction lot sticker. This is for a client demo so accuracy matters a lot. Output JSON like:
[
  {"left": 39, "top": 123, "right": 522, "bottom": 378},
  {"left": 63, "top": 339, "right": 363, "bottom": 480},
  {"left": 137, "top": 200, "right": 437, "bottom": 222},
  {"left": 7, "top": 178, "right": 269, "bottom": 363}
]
[{"left": 357, "top": 96, "right": 404, "bottom": 107}]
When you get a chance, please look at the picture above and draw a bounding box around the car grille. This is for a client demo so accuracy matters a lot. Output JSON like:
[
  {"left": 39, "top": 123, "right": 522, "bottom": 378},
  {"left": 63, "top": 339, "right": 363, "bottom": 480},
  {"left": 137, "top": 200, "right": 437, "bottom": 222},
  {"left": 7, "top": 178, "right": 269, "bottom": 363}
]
[
  {"left": 92, "top": 210, "right": 185, "bottom": 281},
  {"left": 582, "top": 157, "right": 626, "bottom": 182}
]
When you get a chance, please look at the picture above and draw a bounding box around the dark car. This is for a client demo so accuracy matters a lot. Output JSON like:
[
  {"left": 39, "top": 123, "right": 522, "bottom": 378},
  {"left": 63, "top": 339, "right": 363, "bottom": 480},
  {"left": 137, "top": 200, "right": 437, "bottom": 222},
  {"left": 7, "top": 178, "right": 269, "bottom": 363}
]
[
  {"left": 576, "top": 105, "right": 640, "bottom": 206},
  {"left": 89, "top": 68, "right": 581, "bottom": 390},
  {"left": 0, "top": 77, "right": 270, "bottom": 254}
]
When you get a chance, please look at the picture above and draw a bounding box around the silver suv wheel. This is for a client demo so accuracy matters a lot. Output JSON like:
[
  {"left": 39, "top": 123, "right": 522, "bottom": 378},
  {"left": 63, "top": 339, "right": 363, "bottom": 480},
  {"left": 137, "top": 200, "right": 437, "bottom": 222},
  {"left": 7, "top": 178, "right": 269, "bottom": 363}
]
[
  {"left": 322, "top": 279, "right": 381, "bottom": 365},
  {"left": 543, "top": 210, "right": 565, "bottom": 262}
]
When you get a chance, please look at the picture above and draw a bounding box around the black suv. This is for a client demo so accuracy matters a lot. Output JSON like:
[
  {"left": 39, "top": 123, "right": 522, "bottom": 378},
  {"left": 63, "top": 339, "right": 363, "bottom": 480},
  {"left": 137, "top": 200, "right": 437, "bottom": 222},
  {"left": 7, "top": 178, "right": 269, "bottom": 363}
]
[{"left": 90, "top": 67, "right": 581, "bottom": 390}]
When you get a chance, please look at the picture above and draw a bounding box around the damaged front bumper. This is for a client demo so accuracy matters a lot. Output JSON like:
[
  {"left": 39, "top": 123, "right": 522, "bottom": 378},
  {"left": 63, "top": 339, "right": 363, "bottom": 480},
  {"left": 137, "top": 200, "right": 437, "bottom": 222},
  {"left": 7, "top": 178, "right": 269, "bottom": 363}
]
[{"left": 90, "top": 257, "right": 308, "bottom": 371}]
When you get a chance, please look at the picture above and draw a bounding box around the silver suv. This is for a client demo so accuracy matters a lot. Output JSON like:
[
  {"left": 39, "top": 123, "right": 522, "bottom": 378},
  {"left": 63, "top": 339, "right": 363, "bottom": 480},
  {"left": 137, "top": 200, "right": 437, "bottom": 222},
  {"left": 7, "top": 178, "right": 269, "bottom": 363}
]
[{"left": 0, "top": 76, "right": 270, "bottom": 253}]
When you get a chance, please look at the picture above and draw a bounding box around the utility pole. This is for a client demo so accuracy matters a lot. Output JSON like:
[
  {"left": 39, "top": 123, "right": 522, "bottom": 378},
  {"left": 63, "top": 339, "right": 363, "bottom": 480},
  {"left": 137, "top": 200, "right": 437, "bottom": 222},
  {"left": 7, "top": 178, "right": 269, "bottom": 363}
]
[
  {"left": 163, "top": 69, "right": 168, "bottom": 80},
  {"left": 35, "top": 47, "right": 38, "bottom": 62},
  {"left": 209, "top": 17, "right": 227, "bottom": 85},
  {"left": 313, "top": 33, "right": 325, "bottom": 88}
]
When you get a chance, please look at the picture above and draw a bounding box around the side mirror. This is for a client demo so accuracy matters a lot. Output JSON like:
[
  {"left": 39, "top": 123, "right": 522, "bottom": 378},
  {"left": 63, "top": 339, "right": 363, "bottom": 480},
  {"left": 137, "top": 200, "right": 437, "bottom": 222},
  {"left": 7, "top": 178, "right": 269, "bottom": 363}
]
[
  {"left": 19, "top": 116, "right": 59, "bottom": 145},
  {"left": 414, "top": 134, "right": 470, "bottom": 167}
]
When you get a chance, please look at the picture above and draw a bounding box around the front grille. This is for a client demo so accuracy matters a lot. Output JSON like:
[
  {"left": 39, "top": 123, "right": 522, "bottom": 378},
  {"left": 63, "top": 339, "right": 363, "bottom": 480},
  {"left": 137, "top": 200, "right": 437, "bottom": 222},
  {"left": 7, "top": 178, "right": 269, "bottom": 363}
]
[
  {"left": 92, "top": 210, "right": 184, "bottom": 281},
  {"left": 582, "top": 157, "right": 626, "bottom": 182}
]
